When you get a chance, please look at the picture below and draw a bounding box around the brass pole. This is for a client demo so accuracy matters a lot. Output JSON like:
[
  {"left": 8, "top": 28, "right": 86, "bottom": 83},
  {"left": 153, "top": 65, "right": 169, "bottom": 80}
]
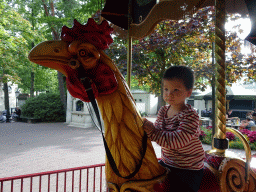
[
  {"left": 127, "top": 36, "right": 132, "bottom": 88},
  {"left": 212, "top": 42, "right": 215, "bottom": 141},
  {"left": 213, "top": 0, "right": 229, "bottom": 153},
  {"left": 127, "top": 0, "right": 132, "bottom": 88}
]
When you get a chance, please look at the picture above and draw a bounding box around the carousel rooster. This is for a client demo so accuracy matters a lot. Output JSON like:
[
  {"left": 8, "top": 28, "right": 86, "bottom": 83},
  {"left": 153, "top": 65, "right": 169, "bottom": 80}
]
[
  {"left": 29, "top": 18, "right": 256, "bottom": 192},
  {"left": 29, "top": 18, "right": 167, "bottom": 191}
]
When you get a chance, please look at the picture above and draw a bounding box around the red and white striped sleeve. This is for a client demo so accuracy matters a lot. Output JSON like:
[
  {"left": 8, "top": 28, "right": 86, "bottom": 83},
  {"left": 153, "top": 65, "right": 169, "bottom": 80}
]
[
  {"left": 143, "top": 106, "right": 166, "bottom": 140},
  {"left": 154, "top": 106, "right": 167, "bottom": 129},
  {"left": 144, "top": 109, "right": 200, "bottom": 150}
]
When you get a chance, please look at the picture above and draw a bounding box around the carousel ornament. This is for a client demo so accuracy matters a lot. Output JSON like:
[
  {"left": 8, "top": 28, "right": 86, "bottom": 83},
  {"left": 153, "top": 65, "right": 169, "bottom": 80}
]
[{"left": 29, "top": 19, "right": 167, "bottom": 191}]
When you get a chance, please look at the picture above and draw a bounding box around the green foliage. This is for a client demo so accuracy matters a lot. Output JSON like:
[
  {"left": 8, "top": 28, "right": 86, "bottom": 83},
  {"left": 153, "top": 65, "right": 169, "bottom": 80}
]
[
  {"left": 229, "top": 140, "right": 244, "bottom": 149},
  {"left": 128, "top": 75, "right": 150, "bottom": 92},
  {"left": 0, "top": 1, "right": 37, "bottom": 83},
  {"left": 109, "top": 7, "right": 256, "bottom": 110},
  {"left": 200, "top": 127, "right": 212, "bottom": 145},
  {"left": 250, "top": 143, "right": 256, "bottom": 151},
  {"left": 200, "top": 126, "right": 256, "bottom": 151},
  {"left": 17, "top": 65, "right": 59, "bottom": 94},
  {"left": 21, "top": 93, "right": 65, "bottom": 122},
  {"left": 139, "top": 111, "right": 148, "bottom": 117},
  {"left": 4, "top": 0, "right": 104, "bottom": 97},
  {"left": 110, "top": 7, "right": 217, "bottom": 96}
]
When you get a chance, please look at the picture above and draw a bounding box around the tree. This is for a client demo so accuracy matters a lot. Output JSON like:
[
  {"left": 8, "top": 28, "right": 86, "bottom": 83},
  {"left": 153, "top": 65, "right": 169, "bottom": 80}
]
[
  {"left": 107, "top": 7, "right": 215, "bottom": 110},
  {"left": 108, "top": 7, "right": 256, "bottom": 112},
  {"left": 40, "top": 0, "right": 101, "bottom": 110},
  {"left": 0, "top": 1, "right": 35, "bottom": 81},
  {"left": 8, "top": 0, "right": 102, "bottom": 110},
  {"left": 17, "top": 65, "right": 59, "bottom": 94},
  {"left": 0, "top": 1, "right": 36, "bottom": 120},
  {"left": 3, "top": 0, "right": 57, "bottom": 96}
]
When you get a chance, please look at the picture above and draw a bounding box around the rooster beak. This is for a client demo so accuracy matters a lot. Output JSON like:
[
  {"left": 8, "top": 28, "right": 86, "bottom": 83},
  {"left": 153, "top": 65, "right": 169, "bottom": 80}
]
[
  {"left": 29, "top": 40, "right": 101, "bottom": 75},
  {"left": 28, "top": 40, "right": 71, "bottom": 77}
]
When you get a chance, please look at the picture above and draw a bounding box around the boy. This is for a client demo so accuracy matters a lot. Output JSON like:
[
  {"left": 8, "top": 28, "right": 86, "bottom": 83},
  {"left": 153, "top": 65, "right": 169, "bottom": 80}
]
[{"left": 143, "top": 66, "right": 205, "bottom": 192}]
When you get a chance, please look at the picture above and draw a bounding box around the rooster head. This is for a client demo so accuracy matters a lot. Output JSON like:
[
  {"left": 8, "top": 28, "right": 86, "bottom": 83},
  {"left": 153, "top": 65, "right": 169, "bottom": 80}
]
[{"left": 28, "top": 19, "right": 118, "bottom": 102}]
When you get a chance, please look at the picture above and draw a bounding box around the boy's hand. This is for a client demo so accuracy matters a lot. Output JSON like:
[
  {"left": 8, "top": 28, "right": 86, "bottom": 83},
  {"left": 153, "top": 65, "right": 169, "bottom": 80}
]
[
  {"left": 142, "top": 117, "right": 150, "bottom": 127},
  {"left": 142, "top": 118, "right": 155, "bottom": 133},
  {"left": 142, "top": 117, "right": 147, "bottom": 124}
]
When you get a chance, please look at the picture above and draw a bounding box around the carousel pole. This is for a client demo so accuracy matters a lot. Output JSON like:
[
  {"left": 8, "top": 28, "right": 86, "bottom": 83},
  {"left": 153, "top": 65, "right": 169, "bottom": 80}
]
[
  {"left": 127, "top": 0, "right": 132, "bottom": 88},
  {"left": 211, "top": 0, "right": 229, "bottom": 154},
  {"left": 205, "top": 1, "right": 255, "bottom": 189}
]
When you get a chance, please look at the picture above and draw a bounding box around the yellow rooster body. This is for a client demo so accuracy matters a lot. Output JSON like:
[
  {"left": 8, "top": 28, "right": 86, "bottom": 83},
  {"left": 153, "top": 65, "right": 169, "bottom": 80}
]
[
  {"left": 29, "top": 19, "right": 166, "bottom": 191},
  {"left": 95, "top": 51, "right": 166, "bottom": 189}
]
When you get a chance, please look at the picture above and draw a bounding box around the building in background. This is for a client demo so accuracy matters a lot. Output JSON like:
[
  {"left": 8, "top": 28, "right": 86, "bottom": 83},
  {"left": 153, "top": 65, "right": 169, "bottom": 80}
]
[
  {"left": 66, "top": 89, "right": 159, "bottom": 128},
  {"left": 16, "top": 94, "right": 29, "bottom": 108},
  {"left": 66, "top": 91, "right": 95, "bottom": 128},
  {"left": 194, "top": 82, "right": 256, "bottom": 119},
  {"left": 131, "top": 90, "right": 158, "bottom": 116},
  {"left": 0, "top": 82, "right": 19, "bottom": 112}
]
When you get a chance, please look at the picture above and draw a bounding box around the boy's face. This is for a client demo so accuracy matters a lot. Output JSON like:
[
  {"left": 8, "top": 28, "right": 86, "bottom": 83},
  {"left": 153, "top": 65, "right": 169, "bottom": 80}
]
[{"left": 163, "top": 78, "right": 192, "bottom": 106}]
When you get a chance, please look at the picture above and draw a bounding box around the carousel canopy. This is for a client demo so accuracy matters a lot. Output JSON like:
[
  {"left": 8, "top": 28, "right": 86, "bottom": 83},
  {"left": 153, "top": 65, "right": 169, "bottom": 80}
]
[{"left": 101, "top": 0, "right": 256, "bottom": 43}]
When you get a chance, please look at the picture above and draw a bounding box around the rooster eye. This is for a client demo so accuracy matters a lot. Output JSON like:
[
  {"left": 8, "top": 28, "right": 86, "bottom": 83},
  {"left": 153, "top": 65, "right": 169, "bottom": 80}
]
[{"left": 79, "top": 49, "right": 88, "bottom": 57}]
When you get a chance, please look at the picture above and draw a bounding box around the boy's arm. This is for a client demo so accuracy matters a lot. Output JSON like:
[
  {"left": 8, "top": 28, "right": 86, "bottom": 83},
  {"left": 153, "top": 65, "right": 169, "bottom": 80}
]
[
  {"left": 143, "top": 106, "right": 166, "bottom": 141},
  {"left": 143, "top": 118, "right": 163, "bottom": 142},
  {"left": 144, "top": 111, "right": 200, "bottom": 150},
  {"left": 143, "top": 118, "right": 157, "bottom": 133}
]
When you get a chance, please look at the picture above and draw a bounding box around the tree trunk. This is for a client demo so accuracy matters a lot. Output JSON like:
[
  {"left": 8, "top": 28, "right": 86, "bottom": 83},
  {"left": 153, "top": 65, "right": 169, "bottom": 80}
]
[
  {"left": 41, "top": 0, "right": 67, "bottom": 111},
  {"left": 58, "top": 71, "right": 67, "bottom": 111},
  {"left": 157, "top": 80, "right": 165, "bottom": 114},
  {"left": 3, "top": 82, "right": 10, "bottom": 122},
  {"left": 211, "top": 76, "right": 215, "bottom": 139},
  {"left": 157, "top": 82, "right": 165, "bottom": 114},
  {"left": 30, "top": 42, "right": 35, "bottom": 97},
  {"left": 30, "top": 71, "right": 34, "bottom": 97},
  {"left": 157, "top": 95, "right": 165, "bottom": 114}
]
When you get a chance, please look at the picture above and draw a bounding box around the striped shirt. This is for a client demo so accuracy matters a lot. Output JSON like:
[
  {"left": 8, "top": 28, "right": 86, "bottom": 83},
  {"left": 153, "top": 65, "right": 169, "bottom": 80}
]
[{"left": 144, "top": 104, "right": 205, "bottom": 170}]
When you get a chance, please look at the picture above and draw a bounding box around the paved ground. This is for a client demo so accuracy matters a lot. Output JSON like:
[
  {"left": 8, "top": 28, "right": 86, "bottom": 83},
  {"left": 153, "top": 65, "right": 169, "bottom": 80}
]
[
  {"left": 0, "top": 122, "right": 105, "bottom": 178},
  {"left": 0, "top": 116, "right": 255, "bottom": 179}
]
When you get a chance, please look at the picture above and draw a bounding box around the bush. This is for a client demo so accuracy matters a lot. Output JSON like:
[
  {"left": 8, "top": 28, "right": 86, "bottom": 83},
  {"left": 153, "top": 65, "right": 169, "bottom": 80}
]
[
  {"left": 229, "top": 140, "right": 244, "bottom": 149},
  {"left": 206, "top": 126, "right": 212, "bottom": 130},
  {"left": 248, "top": 131, "right": 256, "bottom": 143},
  {"left": 250, "top": 142, "right": 256, "bottom": 151},
  {"left": 199, "top": 130, "right": 206, "bottom": 140},
  {"left": 139, "top": 111, "right": 148, "bottom": 117},
  {"left": 200, "top": 127, "right": 212, "bottom": 145},
  {"left": 226, "top": 132, "right": 236, "bottom": 141},
  {"left": 200, "top": 127, "right": 238, "bottom": 145},
  {"left": 200, "top": 126, "right": 256, "bottom": 150},
  {"left": 21, "top": 93, "right": 66, "bottom": 122},
  {"left": 239, "top": 129, "right": 251, "bottom": 137}
]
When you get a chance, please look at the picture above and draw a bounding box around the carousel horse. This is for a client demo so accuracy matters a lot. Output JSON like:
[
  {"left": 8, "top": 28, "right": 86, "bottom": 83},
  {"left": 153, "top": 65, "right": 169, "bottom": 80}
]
[{"left": 29, "top": 18, "right": 256, "bottom": 191}]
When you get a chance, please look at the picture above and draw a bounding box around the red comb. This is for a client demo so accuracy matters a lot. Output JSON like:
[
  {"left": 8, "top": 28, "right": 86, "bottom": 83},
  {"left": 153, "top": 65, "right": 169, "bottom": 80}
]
[{"left": 61, "top": 18, "right": 113, "bottom": 50}]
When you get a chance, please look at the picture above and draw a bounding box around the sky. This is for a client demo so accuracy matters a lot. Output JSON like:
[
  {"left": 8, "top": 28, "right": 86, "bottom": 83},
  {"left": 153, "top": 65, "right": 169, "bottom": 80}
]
[{"left": 225, "top": 18, "right": 251, "bottom": 39}]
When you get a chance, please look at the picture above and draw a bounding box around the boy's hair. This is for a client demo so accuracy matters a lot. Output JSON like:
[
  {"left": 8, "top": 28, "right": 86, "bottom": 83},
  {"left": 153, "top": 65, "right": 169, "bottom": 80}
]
[{"left": 163, "top": 65, "right": 194, "bottom": 90}]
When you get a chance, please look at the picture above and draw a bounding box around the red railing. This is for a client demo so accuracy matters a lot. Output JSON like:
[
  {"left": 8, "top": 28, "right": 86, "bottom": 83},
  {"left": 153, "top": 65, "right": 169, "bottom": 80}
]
[{"left": 0, "top": 163, "right": 106, "bottom": 192}]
